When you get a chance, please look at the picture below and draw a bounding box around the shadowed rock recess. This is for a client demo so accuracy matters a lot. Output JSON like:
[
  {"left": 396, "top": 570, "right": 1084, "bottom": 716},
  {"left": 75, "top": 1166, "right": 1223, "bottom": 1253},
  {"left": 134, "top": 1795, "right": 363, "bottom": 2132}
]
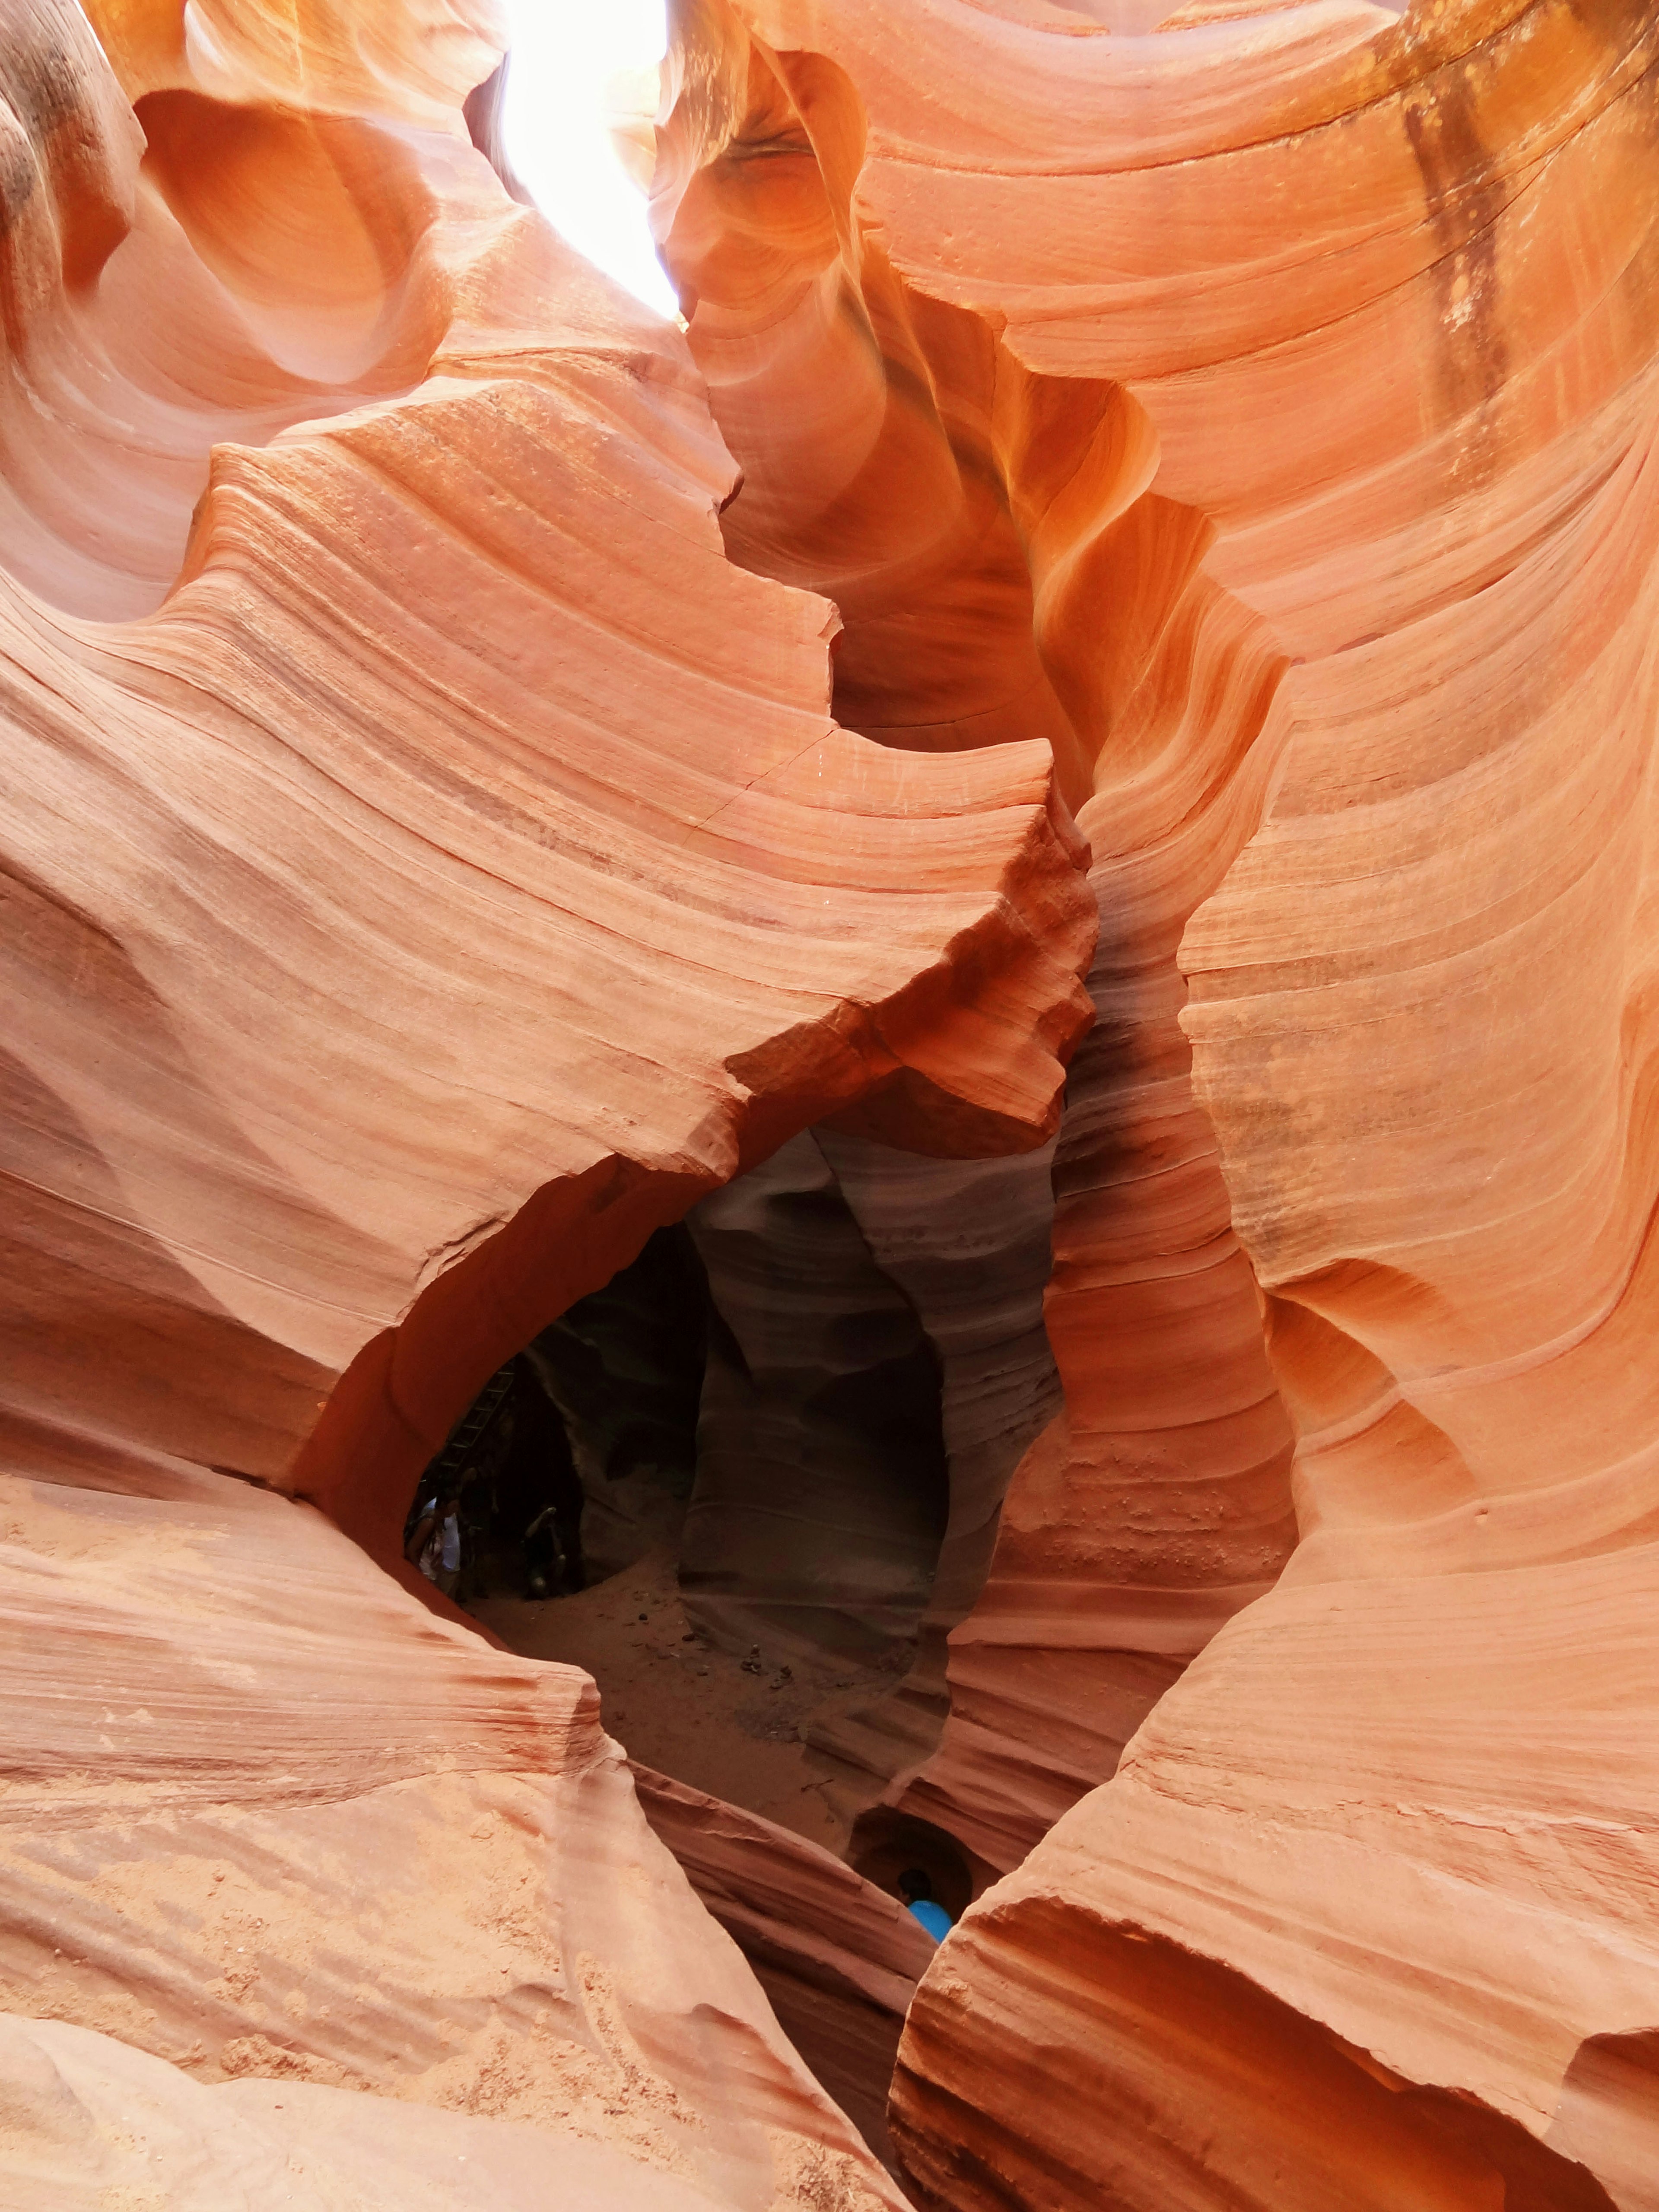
[{"left": 1, "top": 0, "right": 1656, "bottom": 2205}]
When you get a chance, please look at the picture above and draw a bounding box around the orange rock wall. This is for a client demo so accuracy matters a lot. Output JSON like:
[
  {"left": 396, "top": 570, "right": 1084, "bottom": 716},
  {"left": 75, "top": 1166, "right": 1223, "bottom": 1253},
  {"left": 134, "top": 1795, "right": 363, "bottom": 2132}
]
[
  {"left": 656, "top": 0, "right": 1301, "bottom": 1878},
  {"left": 10, "top": 0, "right": 1659, "bottom": 2202},
  {"left": 1, "top": 0, "right": 1091, "bottom": 1577},
  {"left": 0, "top": 1459, "right": 903, "bottom": 2208},
  {"left": 651, "top": 0, "right": 1659, "bottom": 2201},
  {"left": 631, "top": 1761, "right": 938, "bottom": 2168},
  {"left": 0, "top": 0, "right": 1092, "bottom": 2196}
]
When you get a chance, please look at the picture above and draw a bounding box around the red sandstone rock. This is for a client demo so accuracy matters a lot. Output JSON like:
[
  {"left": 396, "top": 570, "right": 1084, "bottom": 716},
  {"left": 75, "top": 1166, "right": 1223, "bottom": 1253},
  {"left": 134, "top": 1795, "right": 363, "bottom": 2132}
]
[
  {"left": 0, "top": 1462, "right": 903, "bottom": 2206},
  {"left": 0, "top": 0, "right": 1091, "bottom": 1577},
  {"left": 656, "top": 0, "right": 1659, "bottom": 2201},
  {"left": 657, "top": 0, "right": 1299, "bottom": 1880},
  {"left": 631, "top": 1761, "right": 936, "bottom": 2167},
  {"left": 685, "top": 1132, "right": 956, "bottom": 1665},
  {"left": 0, "top": 0, "right": 1091, "bottom": 2194},
  {"left": 0, "top": 2012, "right": 756, "bottom": 2212},
  {"left": 12, "top": 0, "right": 1659, "bottom": 2201}
]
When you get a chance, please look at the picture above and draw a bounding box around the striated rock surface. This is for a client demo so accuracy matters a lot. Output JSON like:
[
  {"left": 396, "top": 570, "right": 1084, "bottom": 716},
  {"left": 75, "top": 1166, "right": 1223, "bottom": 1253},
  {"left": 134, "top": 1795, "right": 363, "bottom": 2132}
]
[
  {"left": 656, "top": 0, "right": 1299, "bottom": 1877},
  {"left": 0, "top": 2012, "right": 747, "bottom": 2212},
  {"left": 0, "top": 1460, "right": 903, "bottom": 2207},
  {"left": 12, "top": 0, "right": 1659, "bottom": 2201},
  {"left": 0, "top": 0, "right": 1091, "bottom": 2196},
  {"left": 655, "top": 0, "right": 1659, "bottom": 2202},
  {"left": 1, "top": 0, "right": 1092, "bottom": 1598},
  {"left": 632, "top": 1762, "right": 936, "bottom": 2168}
]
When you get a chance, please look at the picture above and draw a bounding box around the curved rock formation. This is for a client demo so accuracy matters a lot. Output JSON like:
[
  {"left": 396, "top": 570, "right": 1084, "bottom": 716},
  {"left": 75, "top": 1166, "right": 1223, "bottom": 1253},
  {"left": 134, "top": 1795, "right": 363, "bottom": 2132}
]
[
  {"left": 0, "top": 0, "right": 1092, "bottom": 1580},
  {"left": 13, "top": 0, "right": 1659, "bottom": 2202},
  {"left": 643, "top": 0, "right": 1659, "bottom": 2202},
  {"left": 0, "top": 1458, "right": 901, "bottom": 2206},
  {"left": 654, "top": 0, "right": 1300, "bottom": 1880},
  {"left": 631, "top": 1761, "right": 937, "bottom": 2169},
  {"left": 0, "top": 0, "right": 1091, "bottom": 2196},
  {"left": 0, "top": 2012, "right": 767, "bottom": 2212}
]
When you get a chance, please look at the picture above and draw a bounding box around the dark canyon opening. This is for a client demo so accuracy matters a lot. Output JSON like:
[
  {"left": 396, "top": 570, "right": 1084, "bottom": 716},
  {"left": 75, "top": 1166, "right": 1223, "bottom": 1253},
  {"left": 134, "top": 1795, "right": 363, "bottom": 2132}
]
[{"left": 397, "top": 1134, "right": 1012, "bottom": 1881}]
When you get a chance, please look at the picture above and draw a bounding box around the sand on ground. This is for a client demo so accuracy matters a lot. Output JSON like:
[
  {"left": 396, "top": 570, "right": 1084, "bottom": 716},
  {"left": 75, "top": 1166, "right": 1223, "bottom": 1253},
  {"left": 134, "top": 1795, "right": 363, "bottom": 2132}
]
[{"left": 468, "top": 1548, "right": 899, "bottom": 1853}]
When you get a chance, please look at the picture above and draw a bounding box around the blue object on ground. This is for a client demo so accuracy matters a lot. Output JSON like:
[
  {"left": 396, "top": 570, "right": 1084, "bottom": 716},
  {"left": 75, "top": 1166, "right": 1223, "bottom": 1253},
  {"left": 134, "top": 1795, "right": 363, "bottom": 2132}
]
[{"left": 906, "top": 1898, "right": 953, "bottom": 1942}]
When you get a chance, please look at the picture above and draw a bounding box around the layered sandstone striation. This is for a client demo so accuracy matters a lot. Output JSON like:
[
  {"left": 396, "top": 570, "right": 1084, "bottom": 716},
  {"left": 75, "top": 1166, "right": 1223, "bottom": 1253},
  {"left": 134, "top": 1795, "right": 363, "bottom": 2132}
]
[
  {"left": 0, "top": 1459, "right": 908, "bottom": 2206},
  {"left": 645, "top": 0, "right": 1659, "bottom": 2202},
  {"left": 0, "top": 0, "right": 1091, "bottom": 2195},
  {"left": 10, "top": 0, "right": 1659, "bottom": 2203},
  {"left": 655, "top": 0, "right": 1300, "bottom": 1876},
  {"left": 0, "top": 0, "right": 1091, "bottom": 1573},
  {"left": 632, "top": 1762, "right": 937, "bottom": 2168}
]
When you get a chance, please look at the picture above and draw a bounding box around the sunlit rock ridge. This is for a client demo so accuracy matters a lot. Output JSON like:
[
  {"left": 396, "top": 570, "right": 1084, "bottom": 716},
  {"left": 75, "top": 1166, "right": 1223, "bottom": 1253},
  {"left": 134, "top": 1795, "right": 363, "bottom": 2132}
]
[{"left": 0, "top": 1, "right": 1656, "bottom": 2207}]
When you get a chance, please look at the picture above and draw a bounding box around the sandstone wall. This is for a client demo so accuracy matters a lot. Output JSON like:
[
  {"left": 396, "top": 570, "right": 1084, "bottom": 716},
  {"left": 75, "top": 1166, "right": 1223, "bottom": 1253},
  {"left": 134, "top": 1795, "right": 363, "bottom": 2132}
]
[
  {"left": 0, "top": 0, "right": 1091, "bottom": 2194},
  {"left": 653, "top": 1, "right": 1659, "bottom": 2201},
  {"left": 8, "top": 0, "right": 1659, "bottom": 2202}
]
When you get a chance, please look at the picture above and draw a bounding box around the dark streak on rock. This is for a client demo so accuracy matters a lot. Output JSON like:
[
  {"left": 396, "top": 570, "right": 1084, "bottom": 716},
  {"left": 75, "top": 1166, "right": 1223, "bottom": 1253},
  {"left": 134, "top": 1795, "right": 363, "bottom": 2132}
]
[{"left": 1404, "top": 62, "right": 1513, "bottom": 495}]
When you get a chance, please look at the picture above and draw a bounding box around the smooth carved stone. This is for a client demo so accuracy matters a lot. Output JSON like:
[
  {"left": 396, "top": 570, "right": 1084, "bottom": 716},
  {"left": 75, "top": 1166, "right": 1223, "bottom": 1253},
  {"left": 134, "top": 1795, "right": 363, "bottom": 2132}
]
[
  {"left": 657, "top": 0, "right": 1299, "bottom": 1881},
  {"left": 630, "top": 1761, "right": 937, "bottom": 2170},
  {"left": 0, "top": 0, "right": 1093, "bottom": 1601},
  {"left": 0, "top": 0, "right": 1093, "bottom": 2195},
  {"left": 660, "top": 0, "right": 1659, "bottom": 2202},
  {"left": 0, "top": 1465, "right": 903, "bottom": 2208},
  {"left": 882, "top": 529, "right": 1309, "bottom": 1833},
  {"left": 0, "top": 2013, "right": 763, "bottom": 2212}
]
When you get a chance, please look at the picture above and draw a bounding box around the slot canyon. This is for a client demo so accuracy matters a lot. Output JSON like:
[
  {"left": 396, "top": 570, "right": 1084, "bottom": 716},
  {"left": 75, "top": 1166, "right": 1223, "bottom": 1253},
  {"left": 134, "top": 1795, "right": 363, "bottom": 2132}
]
[{"left": 1, "top": 0, "right": 1656, "bottom": 2203}]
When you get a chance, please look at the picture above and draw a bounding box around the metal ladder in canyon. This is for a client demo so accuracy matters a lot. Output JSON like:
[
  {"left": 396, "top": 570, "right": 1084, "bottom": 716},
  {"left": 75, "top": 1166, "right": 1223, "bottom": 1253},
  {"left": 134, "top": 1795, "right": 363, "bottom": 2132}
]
[{"left": 404, "top": 1362, "right": 517, "bottom": 1541}]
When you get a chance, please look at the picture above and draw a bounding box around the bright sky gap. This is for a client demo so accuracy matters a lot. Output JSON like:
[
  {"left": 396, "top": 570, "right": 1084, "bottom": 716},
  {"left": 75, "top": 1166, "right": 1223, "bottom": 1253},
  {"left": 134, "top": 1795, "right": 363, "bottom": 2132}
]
[{"left": 499, "top": 0, "right": 679, "bottom": 319}]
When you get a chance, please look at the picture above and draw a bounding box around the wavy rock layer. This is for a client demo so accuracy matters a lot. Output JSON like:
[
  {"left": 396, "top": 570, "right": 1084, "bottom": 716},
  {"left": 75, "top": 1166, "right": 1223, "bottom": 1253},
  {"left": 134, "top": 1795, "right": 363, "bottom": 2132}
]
[
  {"left": 0, "top": 0, "right": 1096, "bottom": 2195},
  {"left": 631, "top": 1762, "right": 937, "bottom": 2168},
  {"left": 0, "top": 1460, "right": 901, "bottom": 2208},
  {"left": 656, "top": 0, "right": 1300, "bottom": 1880},
  {"left": 652, "top": 0, "right": 1659, "bottom": 2202},
  {"left": 0, "top": 2013, "right": 748, "bottom": 2212},
  {"left": 14, "top": 0, "right": 1659, "bottom": 2199},
  {"left": 1, "top": 0, "right": 1092, "bottom": 1596}
]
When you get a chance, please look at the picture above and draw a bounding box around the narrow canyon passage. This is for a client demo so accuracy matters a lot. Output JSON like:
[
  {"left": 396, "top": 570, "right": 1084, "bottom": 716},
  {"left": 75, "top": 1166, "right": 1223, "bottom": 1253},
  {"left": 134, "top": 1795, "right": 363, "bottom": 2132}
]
[
  {"left": 0, "top": 5, "right": 1090, "bottom": 2200},
  {"left": 648, "top": 6, "right": 1302, "bottom": 1877},
  {"left": 409, "top": 1142, "right": 1022, "bottom": 1884},
  {"left": 333, "top": 7, "right": 1319, "bottom": 2156},
  {"left": 10, "top": 2, "right": 1659, "bottom": 2207},
  {"left": 392, "top": 1136, "right": 1006, "bottom": 2169}
]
